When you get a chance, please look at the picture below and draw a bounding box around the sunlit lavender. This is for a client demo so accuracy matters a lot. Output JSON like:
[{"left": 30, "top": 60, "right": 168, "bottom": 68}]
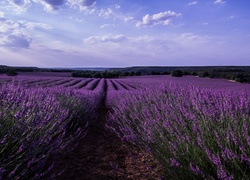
[
  {"left": 106, "top": 82, "right": 250, "bottom": 179},
  {"left": 1, "top": 74, "right": 250, "bottom": 179},
  {"left": 0, "top": 81, "right": 100, "bottom": 179}
]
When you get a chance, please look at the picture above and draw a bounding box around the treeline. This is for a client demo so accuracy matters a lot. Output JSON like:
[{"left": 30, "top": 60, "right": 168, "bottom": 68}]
[
  {"left": 109, "top": 66, "right": 250, "bottom": 75},
  {"left": 71, "top": 68, "right": 250, "bottom": 83},
  {"left": 72, "top": 70, "right": 142, "bottom": 78},
  {"left": 41, "top": 68, "right": 73, "bottom": 72},
  {"left": 171, "top": 68, "right": 250, "bottom": 83},
  {"left": 0, "top": 66, "right": 40, "bottom": 76},
  {"left": 196, "top": 68, "right": 250, "bottom": 83},
  {"left": 1, "top": 65, "right": 250, "bottom": 83},
  {"left": 71, "top": 70, "right": 173, "bottom": 78},
  {"left": 0, "top": 66, "right": 19, "bottom": 76},
  {"left": 0, "top": 66, "right": 73, "bottom": 76}
]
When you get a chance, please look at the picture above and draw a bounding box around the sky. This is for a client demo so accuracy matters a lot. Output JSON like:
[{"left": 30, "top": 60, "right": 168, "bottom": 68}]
[{"left": 0, "top": 0, "right": 250, "bottom": 67}]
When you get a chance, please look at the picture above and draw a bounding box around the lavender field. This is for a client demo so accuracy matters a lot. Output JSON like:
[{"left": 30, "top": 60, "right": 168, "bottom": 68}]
[{"left": 0, "top": 73, "right": 250, "bottom": 179}]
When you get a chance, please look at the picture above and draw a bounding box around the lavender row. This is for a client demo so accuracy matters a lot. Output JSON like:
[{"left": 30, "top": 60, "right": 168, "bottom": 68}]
[
  {"left": 106, "top": 80, "right": 116, "bottom": 91},
  {"left": 115, "top": 80, "right": 136, "bottom": 90},
  {"left": 83, "top": 78, "right": 99, "bottom": 90},
  {"left": 0, "top": 82, "right": 98, "bottom": 179},
  {"left": 106, "top": 83, "right": 250, "bottom": 179},
  {"left": 112, "top": 80, "right": 133, "bottom": 90},
  {"left": 74, "top": 78, "right": 106, "bottom": 112}
]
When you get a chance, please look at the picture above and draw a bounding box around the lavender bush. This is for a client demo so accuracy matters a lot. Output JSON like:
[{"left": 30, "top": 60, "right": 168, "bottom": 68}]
[
  {"left": 106, "top": 83, "right": 250, "bottom": 179},
  {"left": 0, "top": 82, "right": 96, "bottom": 179}
]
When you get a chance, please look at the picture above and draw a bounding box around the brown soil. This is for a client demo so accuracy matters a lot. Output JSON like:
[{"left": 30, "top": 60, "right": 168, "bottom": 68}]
[{"left": 50, "top": 105, "right": 163, "bottom": 180}]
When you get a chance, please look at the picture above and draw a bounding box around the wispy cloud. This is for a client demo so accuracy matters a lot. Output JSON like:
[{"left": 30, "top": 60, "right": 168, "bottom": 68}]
[
  {"left": 22, "top": 21, "right": 53, "bottom": 30},
  {"left": 123, "top": 16, "right": 134, "bottom": 22},
  {"left": 8, "top": 0, "right": 31, "bottom": 7},
  {"left": 0, "top": 34, "right": 31, "bottom": 49},
  {"left": 0, "top": 19, "right": 32, "bottom": 49},
  {"left": 0, "top": 11, "right": 5, "bottom": 18},
  {"left": 214, "top": 0, "right": 226, "bottom": 5},
  {"left": 35, "top": 0, "right": 64, "bottom": 11},
  {"left": 114, "top": 4, "right": 120, "bottom": 9},
  {"left": 68, "top": 16, "right": 84, "bottom": 23},
  {"left": 83, "top": 34, "right": 127, "bottom": 44},
  {"left": 100, "top": 24, "right": 116, "bottom": 28},
  {"left": 98, "top": 8, "right": 113, "bottom": 19},
  {"left": 0, "top": 18, "right": 52, "bottom": 49},
  {"left": 136, "top": 11, "right": 181, "bottom": 27},
  {"left": 67, "top": 0, "right": 96, "bottom": 11},
  {"left": 188, "top": 1, "right": 198, "bottom": 6},
  {"left": 7, "top": 0, "right": 97, "bottom": 12}
]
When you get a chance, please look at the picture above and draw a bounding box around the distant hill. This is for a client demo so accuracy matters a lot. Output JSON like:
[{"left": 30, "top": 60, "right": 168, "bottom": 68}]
[
  {"left": 1, "top": 65, "right": 250, "bottom": 83},
  {"left": 108, "top": 66, "right": 250, "bottom": 75},
  {"left": 70, "top": 68, "right": 110, "bottom": 71},
  {"left": 1, "top": 65, "right": 250, "bottom": 73}
]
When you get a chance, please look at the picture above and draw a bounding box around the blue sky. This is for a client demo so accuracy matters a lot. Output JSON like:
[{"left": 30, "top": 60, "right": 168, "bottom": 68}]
[{"left": 0, "top": 0, "right": 250, "bottom": 67}]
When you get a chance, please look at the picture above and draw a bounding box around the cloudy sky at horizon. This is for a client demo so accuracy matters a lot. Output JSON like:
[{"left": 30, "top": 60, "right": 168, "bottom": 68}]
[{"left": 0, "top": 0, "right": 250, "bottom": 67}]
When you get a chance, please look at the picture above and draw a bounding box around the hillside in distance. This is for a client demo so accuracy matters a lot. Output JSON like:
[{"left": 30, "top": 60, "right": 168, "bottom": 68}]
[
  {"left": 108, "top": 66, "right": 250, "bottom": 74},
  {"left": 1, "top": 65, "right": 250, "bottom": 74}
]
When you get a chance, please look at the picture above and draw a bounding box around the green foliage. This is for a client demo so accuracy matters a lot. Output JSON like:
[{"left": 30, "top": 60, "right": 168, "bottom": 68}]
[
  {"left": 130, "top": 71, "right": 135, "bottom": 76},
  {"left": 6, "top": 68, "right": 18, "bottom": 76},
  {"left": 232, "top": 73, "right": 249, "bottom": 83},
  {"left": 191, "top": 72, "right": 198, "bottom": 76},
  {"left": 71, "top": 70, "right": 143, "bottom": 78},
  {"left": 171, "top": 70, "right": 183, "bottom": 77},
  {"left": 198, "top": 71, "right": 209, "bottom": 78},
  {"left": 196, "top": 68, "right": 250, "bottom": 83},
  {"left": 161, "top": 71, "right": 171, "bottom": 75},
  {"left": 121, "top": 71, "right": 130, "bottom": 76},
  {"left": 150, "top": 71, "right": 161, "bottom": 75},
  {"left": 135, "top": 71, "right": 142, "bottom": 76}
]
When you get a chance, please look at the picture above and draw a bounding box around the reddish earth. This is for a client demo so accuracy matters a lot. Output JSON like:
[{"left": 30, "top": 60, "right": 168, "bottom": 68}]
[{"left": 50, "top": 105, "right": 163, "bottom": 180}]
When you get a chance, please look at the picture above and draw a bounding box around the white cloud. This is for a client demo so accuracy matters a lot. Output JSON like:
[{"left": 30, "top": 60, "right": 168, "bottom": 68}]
[
  {"left": 67, "top": 0, "right": 96, "bottom": 11},
  {"left": 0, "top": 19, "right": 23, "bottom": 34},
  {"left": 136, "top": 11, "right": 181, "bottom": 27},
  {"left": 98, "top": 8, "right": 113, "bottom": 19},
  {"left": 22, "top": 21, "right": 52, "bottom": 29},
  {"left": 123, "top": 16, "right": 134, "bottom": 22},
  {"left": 0, "top": 20, "right": 32, "bottom": 49},
  {"left": 0, "top": 11, "right": 5, "bottom": 18},
  {"left": 214, "top": 0, "right": 226, "bottom": 5},
  {"left": 101, "top": 34, "right": 127, "bottom": 43},
  {"left": 71, "top": 33, "right": 215, "bottom": 65},
  {"left": 0, "top": 18, "right": 51, "bottom": 49},
  {"left": 6, "top": 0, "right": 29, "bottom": 13},
  {"left": 188, "top": 1, "right": 198, "bottom": 5},
  {"left": 100, "top": 24, "right": 116, "bottom": 28},
  {"left": 114, "top": 4, "right": 120, "bottom": 9},
  {"left": 0, "top": 34, "right": 31, "bottom": 49},
  {"left": 8, "top": 0, "right": 31, "bottom": 7},
  {"left": 7, "top": 0, "right": 96, "bottom": 12},
  {"left": 32, "top": 0, "right": 64, "bottom": 12},
  {"left": 68, "top": 16, "right": 84, "bottom": 23},
  {"left": 83, "top": 34, "right": 127, "bottom": 44}
]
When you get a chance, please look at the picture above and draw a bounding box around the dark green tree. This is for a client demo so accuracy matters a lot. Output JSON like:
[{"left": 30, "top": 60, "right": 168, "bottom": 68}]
[
  {"left": 6, "top": 69, "right": 18, "bottom": 76},
  {"left": 171, "top": 70, "right": 183, "bottom": 77}
]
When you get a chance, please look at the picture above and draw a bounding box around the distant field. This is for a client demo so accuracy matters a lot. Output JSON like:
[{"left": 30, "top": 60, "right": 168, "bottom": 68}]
[{"left": 1, "top": 72, "right": 250, "bottom": 92}]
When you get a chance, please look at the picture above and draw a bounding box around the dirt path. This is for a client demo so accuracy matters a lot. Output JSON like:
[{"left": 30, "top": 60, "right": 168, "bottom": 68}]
[{"left": 51, "top": 88, "right": 163, "bottom": 179}]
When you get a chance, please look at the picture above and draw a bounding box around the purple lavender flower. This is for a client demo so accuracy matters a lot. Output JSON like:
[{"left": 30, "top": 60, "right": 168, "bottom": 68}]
[{"left": 189, "top": 162, "right": 203, "bottom": 175}]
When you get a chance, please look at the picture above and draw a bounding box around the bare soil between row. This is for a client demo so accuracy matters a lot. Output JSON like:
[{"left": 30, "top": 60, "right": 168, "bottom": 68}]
[{"left": 50, "top": 104, "right": 163, "bottom": 180}]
